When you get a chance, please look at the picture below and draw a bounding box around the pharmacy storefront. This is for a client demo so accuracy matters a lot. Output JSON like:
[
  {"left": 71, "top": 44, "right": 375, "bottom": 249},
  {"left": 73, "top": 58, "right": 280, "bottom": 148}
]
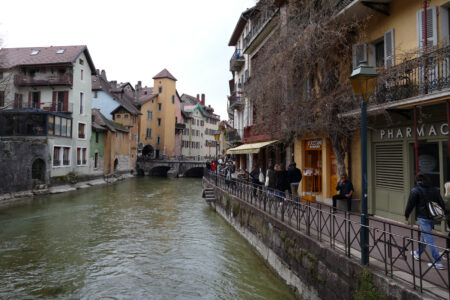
[{"left": 369, "top": 119, "right": 449, "bottom": 222}]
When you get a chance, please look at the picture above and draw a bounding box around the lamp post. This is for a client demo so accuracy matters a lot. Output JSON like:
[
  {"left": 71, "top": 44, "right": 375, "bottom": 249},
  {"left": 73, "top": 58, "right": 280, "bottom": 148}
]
[
  {"left": 214, "top": 130, "right": 221, "bottom": 185},
  {"left": 350, "top": 62, "right": 378, "bottom": 266}
]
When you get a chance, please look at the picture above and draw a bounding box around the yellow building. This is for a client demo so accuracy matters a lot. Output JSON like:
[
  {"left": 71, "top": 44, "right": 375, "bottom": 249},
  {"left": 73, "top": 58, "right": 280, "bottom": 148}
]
[
  {"left": 338, "top": 0, "right": 450, "bottom": 222},
  {"left": 137, "top": 69, "right": 178, "bottom": 158}
]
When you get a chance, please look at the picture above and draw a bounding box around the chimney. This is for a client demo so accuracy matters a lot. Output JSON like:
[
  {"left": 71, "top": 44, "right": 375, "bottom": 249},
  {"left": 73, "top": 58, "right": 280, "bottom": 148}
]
[
  {"left": 201, "top": 94, "right": 205, "bottom": 106},
  {"left": 110, "top": 80, "right": 117, "bottom": 88},
  {"left": 196, "top": 94, "right": 200, "bottom": 102},
  {"left": 135, "top": 80, "right": 142, "bottom": 92},
  {"left": 101, "top": 70, "right": 107, "bottom": 81}
]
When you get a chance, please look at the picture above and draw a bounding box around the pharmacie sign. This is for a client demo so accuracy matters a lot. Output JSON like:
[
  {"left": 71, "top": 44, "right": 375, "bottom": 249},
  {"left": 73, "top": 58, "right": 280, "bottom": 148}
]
[{"left": 379, "top": 123, "right": 448, "bottom": 140}]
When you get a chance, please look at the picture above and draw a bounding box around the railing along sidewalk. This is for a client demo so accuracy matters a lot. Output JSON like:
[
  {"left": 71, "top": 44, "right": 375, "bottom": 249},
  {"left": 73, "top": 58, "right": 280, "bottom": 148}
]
[{"left": 204, "top": 171, "right": 450, "bottom": 299}]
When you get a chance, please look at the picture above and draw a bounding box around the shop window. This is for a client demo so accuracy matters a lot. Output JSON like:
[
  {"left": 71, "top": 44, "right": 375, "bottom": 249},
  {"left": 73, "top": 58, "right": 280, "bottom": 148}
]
[{"left": 417, "top": 142, "right": 440, "bottom": 189}]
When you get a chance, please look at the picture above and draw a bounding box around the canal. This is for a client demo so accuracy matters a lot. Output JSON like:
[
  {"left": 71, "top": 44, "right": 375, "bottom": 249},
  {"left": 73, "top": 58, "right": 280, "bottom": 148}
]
[{"left": 0, "top": 177, "right": 295, "bottom": 299}]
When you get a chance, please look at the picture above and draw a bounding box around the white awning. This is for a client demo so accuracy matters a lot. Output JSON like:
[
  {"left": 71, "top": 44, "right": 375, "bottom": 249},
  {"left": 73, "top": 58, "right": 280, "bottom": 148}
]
[{"left": 227, "top": 140, "right": 278, "bottom": 155}]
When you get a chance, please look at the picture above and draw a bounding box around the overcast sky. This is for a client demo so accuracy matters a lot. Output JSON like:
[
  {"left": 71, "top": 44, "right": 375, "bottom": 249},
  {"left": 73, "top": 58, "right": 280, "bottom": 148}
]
[{"left": 0, "top": 0, "right": 256, "bottom": 120}]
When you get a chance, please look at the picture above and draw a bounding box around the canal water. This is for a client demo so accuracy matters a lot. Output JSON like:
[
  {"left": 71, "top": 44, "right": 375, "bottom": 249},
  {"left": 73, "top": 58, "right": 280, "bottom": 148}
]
[{"left": 0, "top": 177, "right": 295, "bottom": 299}]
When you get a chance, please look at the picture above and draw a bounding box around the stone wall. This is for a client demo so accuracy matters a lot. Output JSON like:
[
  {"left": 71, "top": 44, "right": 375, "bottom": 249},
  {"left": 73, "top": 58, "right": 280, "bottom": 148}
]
[
  {"left": 205, "top": 179, "right": 429, "bottom": 300},
  {"left": 0, "top": 137, "right": 50, "bottom": 194}
]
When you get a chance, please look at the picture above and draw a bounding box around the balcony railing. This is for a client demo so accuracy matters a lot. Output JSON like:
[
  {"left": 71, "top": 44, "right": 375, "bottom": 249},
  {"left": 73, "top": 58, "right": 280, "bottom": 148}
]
[
  {"left": 230, "top": 49, "right": 245, "bottom": 72},
  {"left": 50, "top": 102, "right": 74, "bottom": 114},
  {"left": 375, "top": 45, "right": 450, "bottom": 104},
  {"left": 225, "top": 129, "right": 241, "bottom": 142},
  {"left": 14, "top": 73, "right": 73, "bottom": 87},
  {"left": 229, "top": 95, "right": 244, "bottom": 110},
  {"left": 243, "top": 9, "right": 277, "bottom": 51}
]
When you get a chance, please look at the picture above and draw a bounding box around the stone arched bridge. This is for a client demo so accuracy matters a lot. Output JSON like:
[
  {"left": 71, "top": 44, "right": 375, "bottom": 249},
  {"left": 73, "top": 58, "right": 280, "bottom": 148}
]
[{"left": 136, "top": 159, "right": 205, "bottom": 178}]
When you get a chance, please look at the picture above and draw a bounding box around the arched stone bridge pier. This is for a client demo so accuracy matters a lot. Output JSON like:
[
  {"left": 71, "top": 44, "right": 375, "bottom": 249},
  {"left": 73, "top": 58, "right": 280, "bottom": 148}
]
[{"left": 136, "top": 159, "right": 205, "bottom": 178}]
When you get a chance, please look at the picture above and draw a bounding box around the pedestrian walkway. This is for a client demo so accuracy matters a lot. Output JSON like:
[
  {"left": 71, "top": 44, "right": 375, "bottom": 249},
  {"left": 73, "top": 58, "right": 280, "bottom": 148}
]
[{"left": 205, "top": 172, "right": 450, "bottom": 299}]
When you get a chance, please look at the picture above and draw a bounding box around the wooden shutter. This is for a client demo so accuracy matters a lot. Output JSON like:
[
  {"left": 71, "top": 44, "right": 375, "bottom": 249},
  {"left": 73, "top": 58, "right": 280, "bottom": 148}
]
[
  {"left": 384, "top": 29, "right": 395, "bottom": 68},
  {"left": 417, "top": 6, "right": 437, "bottom": 49},
  {"left": 368, "top": 44, "right": 376, "bottom": 67},
  {"left": 375, "top": 143, "right": 404, "bottom": 191},
  {"left": 52, "top": 91, "right": 57, "bottom": 111},
  {"left": 63, "top": 91, "right": 68, "bottom": 112},
  {"left": 28, "top": 92, "right": 31, "bottom": 108}
]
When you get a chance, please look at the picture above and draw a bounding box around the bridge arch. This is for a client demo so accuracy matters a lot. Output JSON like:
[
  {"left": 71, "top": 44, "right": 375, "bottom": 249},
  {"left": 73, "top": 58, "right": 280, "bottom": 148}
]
[
  {"left": 149, "top": 165, "right": 171, "bottom": 176},
  {"left": 182, "top": 166, "right": 204, "bottom": 178}
]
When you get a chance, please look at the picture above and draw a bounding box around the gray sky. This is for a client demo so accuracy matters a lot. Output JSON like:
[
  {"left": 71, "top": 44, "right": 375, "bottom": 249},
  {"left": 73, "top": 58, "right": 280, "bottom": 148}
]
[{"left": 0, "top": 0, "right": 256, "bottom": 120}]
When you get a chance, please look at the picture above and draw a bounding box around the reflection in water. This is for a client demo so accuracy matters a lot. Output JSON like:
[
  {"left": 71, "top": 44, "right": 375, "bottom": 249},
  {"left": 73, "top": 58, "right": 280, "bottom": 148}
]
[{"left": 0, "top": 177, "right": 295, "bottom": 299}]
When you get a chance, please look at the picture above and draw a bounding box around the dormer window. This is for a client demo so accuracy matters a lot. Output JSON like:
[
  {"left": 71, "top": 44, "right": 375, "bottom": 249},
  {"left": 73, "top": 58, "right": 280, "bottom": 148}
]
[
  {"left": 56, "top": 49, "right": 65, "bottom": 54},
  {"left": 30, "top": 50, "right": 39, "bottom": 56},
  {"left": 79, "top": 59, "right": 84, "bottom": 65}
]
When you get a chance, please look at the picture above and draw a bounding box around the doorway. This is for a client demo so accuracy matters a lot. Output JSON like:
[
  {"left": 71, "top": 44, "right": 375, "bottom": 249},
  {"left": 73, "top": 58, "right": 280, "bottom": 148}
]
[{"left": 303, "top": 140, "right": 323, "bottom": 202}]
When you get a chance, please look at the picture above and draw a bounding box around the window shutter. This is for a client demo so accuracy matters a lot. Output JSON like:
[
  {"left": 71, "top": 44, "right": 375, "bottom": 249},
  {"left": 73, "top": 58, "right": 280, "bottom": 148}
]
[
  {"left": 28, "top": 92, "right": 31, "bottom": 108},
  {"left": 63, "top": 91, "right": 69, "bottom": 112},
  {"left": 368, "top": 44, "right": 376, "bottom": 67},
  {"left": 417, "top": 6, "right": 438, "bottom": 49},
  {"left": 375, "top": 143, "right": 404, "bottom": 191},
  {"left": 52, "top": 92, "right": 57, "bottom": 111},
  {"left": 440, "top": 7, "right": 450, "bottom": 44},
  {"left": 352, "top": 43, "right": 367, "bottom": 69},
  {"left": 384, "top": 29, "right": 395, "bottom": 68},
  {"left": 37, "top": 92, "right": 41, "bottom": 109}
]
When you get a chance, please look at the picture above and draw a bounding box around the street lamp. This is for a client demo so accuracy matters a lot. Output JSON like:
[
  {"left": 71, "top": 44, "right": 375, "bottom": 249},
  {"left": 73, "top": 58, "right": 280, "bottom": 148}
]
[
  {"left": 350, "top": 61, "right": 378, "bottom": 266},
  {"left": 214, "top": 130, "right": 221, "bottom": 185}
]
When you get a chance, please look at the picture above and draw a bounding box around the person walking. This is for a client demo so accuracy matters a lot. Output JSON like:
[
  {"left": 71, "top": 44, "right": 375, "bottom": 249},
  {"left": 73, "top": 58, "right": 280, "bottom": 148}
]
[
  {"left": 265, "top": 163, "right": 276, "bottom": 193},
  {"left": 405, "top": 172, "right": 446, "bottom": 270},
  {"left": 249, "top": 165, "right": 260, "bottom": 197},
  {"left": 287, "top": 162, "right": 302, "bottom": 201},
  {"left": 332, "top": 174, "right": 354, "bottom": 212},
  {"left": 274, "top": 164, "right": 289, "bottom": 199}
]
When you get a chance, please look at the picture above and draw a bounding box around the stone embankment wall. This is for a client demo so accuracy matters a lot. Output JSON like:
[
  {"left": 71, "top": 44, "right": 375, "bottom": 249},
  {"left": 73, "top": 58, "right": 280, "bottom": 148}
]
[
  {"left": 204, "top": 178, "right": 427, "bottom": 300},
  {"left": 0, "top": 137, "right": 50, "bottom": 194}
]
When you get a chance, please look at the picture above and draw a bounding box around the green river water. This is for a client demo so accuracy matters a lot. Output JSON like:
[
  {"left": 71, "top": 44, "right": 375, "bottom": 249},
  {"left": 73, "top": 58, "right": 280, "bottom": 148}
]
[{"left": 0, "top": 177, "right": 295, "bottom": 299}]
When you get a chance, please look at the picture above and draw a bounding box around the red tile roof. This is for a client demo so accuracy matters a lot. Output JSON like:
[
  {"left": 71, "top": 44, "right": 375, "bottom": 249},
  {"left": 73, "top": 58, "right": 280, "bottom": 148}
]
[
  {"left": 152, "top": 68, "right": 177, "bottom": 81},
  {"left": 0, "top": 45, "right": 96, "bottom": 74}
]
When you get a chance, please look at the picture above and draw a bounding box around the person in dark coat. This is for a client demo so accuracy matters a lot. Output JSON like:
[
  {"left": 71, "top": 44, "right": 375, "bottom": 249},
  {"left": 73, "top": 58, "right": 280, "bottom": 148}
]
[
  {"left": 332, "top": 174, "right": 354, "bottom": 212},
  {"left": 405, "top": 172, "right": 445, "bottom": 270},
  {"left": 287, "top": 162, "right": 302, "bottom": 200},
  {"left": 274, "top": 164, "right": 289, "bottom": 199}
]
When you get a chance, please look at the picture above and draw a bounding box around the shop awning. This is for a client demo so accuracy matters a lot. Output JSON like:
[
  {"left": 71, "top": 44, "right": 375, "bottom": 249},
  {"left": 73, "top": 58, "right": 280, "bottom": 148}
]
[{"left": 227, "top": 140, "right": 278, "bottom": 155}]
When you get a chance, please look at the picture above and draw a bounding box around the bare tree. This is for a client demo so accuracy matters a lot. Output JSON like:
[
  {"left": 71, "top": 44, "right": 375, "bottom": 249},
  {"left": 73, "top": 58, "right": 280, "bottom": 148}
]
[{"left": 245, "top": 0, "right": 365, "bottom": 175}]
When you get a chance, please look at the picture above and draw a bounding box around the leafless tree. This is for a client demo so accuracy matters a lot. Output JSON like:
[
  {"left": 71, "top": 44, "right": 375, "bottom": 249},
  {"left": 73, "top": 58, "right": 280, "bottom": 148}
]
[{"left": 245, "top": 0, "right": 366, "bottom": 175}]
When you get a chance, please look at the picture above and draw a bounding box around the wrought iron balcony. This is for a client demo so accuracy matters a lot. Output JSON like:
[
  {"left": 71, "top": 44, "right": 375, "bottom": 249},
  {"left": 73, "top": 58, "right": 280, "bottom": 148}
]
[
  {"left": 243, "top": 8, "right": 278, "bottom": 52},
  {"left": 230, "top": 49, "right": 245, "bottom": 72},
  {"left": 375, "top": 45, "right": 450, "bottom": 104},
  {"left": 14, "top": 73, "right": 73, "bottom": 87},
  {"left": 225, "top": 129, "right": 241, "bottom": 142},
  {"left": 229, "top": 95, "right": 244, "bottom": 110}
]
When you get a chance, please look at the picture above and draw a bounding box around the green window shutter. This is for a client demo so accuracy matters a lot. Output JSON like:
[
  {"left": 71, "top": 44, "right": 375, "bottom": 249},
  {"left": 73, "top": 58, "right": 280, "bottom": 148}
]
[{"left": 375, "top": 143, "right": 404, "bottom": 191}]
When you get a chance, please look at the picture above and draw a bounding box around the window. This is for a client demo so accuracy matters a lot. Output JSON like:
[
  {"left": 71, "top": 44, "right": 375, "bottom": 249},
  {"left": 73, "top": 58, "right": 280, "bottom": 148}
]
[
  {"left": 14, "top": 94, "right": 23, "bottom": 108},
  {"left": 158, "top": 86, "right": 162, "bottom": 93},
  {"left": 124, "top": 114, "right": 128, "bottom": 119},
  {"left": 31, "top": 92, "right": 40, "bottom": 109},
  {"left": 63, "top": 147, "right": 70, "bottom": 166},
  {"left": 158, "top": 118, "right": 162, "bottom": 126},
  {"left": 78, "top": 123, "right": 86, "bottom": 139},
  {"left": 158, "top": 103, "right": 162, "bottom": 111},
  {"left": 77, "top": 148, "right": 81, "bottom": 165},
  {"left": 80, "top": 92, "right": 84, "bottom": 114},
  {"left": 79, "top": 58, "right": 84, "bottom": 65},
  {"left": 81, "top": 69, "right": 84, "bottom": 80},
  {"left": 172, "top": 95, "right": 175, "bottom": 104},
  {"left": 197, "top": 120, "right": 199, "bottom": 126},
  {"left": 146, "top": 128, "right": 152, "bottom": 139},
  {"left": 201, "top": 120, "right": 204, "bottom": 126},
  {"left": 53, "top": 146, "right": 61, "bottom": 166},
  {"left": 117, "top": 115, "right": 121, "bottom": 119},
  {"left": 56, "top": 49, "right": 65, "bottom": 54},
  {"left": 0, "top": 91, "right": 4, "bottom": 107},
  {"left": 157, "top": 135, "right": 161, "bottom": 144},
  {"left": 93, "top": 91, "right": 98, "bottom": 98},
  {"left": 96, "top": 132, "right": 99, "bottom": 143},
  {"left": 30, "top": 50, "right": 39, "bottom": 56},
  {"left": 82, "top": 148, "right": 87, "bottom": 165},
  {"left": 94, "top": 153, "right": 98, "bottom": 169}
]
